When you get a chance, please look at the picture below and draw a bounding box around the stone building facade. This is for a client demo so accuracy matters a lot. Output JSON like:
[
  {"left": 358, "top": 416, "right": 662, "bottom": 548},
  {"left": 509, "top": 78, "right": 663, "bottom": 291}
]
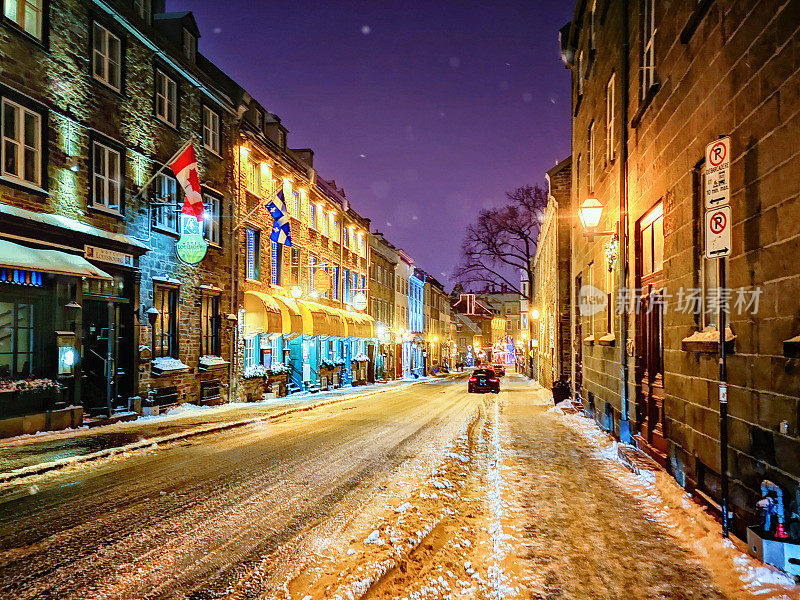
[
  {"left": 0, "top": 0, "right": 238, "bottom": 434},
  {"left": 561, "top": 0, "right": 800, "bottom": 532},
  {"left": 368, "top": 232, "right": 398, "bottom": 381},
  {"left": 533, "top": 156, "right": 573, "bottom": 389}
]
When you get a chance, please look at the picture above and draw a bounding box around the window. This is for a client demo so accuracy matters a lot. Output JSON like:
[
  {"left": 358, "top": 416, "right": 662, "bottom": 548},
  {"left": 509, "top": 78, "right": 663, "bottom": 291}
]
[
  {"left": 245, "top": 157, "right": 260, "bottom": 195},
  {"left": 577, "top": 51, "right": 584, "bottom": 96},
  {"left": 153, "top": 173, "right": 178, "bottom": 231},
  {"left": 155, "top": 68, "right": 177, "bottom": 127},
  {"left": 92, "top": 141, "right": 122, "bottom": 212},
  {"left": 1, "top": 98, "right": 41, "bottom": 187},
  {"left": 271, "top": 240, "right": 282, "bottom": 286},
  {"left": 3, "top": 0, "right": 43, "bottom": 39},
  {"left": 92, "top": 23, "right": 122, "bottom": 91},
  {"left": 321, "top": 262, "right": 329, "bottom": 298},
  {"left": 0, "top": 300, "right": 35, "bottom": 379},
  {"left": 343, "top": 268, "right": 350, "bottom": 302},
  {"left": 640, "top": 203, "right": 664, "bottom": 277},
  {"left": 606, "top": 74, "right": 615, "bottom": 163},
  {"left": 291, "top": 190, "right": 300, "bottom": 217},
  {"left": 641, "top": 0, "right": 656, "bottom": 99},
  {"left": 309, "top": 203, "right": 316, "bottom": 229},
  {"left": 246, "top": 228, "right": 260, "bottom": 280},
  {"left": 588, "top": 121, "right": 595, "bottom": 193},
  {"left": 587, "top": 262, "right": 595, "bottom": 335},
  {"left": 182, "top": 28, "right": 196, "bottom": 62},
  {"left": 202, "top": 105, "right": 220, "bottom": 155},
  {"left": 309, "top": 255, "right": 317, "bottom": 291},
  {"left": 133, "top": 0, "right": 150, "bottom": 22},
  {"left": 333, "top": 264, "right": 340, "bottom": 299},
  {"left": 343, "top": 227, "right": 349, "bottom": 249},
  {"left": 291, "top": 247, "right": 300, "bottom": 284},
  {"left": 243, "top": 335, "right": 258, "bottom": 371},
  {"left": 201, "top": 293, "right": 220, "bottom": 357},
  {"left": 154, "top": 285, "right": 178, "bottom": 358},
  {"left": 589, "top": 0, "right": 597, "bottom": 51},
  {"left": 203, "top": 193, "right": 221, "bottom": 245}
]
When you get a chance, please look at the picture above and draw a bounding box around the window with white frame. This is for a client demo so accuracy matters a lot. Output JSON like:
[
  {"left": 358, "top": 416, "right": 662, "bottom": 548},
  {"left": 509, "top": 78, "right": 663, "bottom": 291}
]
[
  {"left": 246, "top": 228, "right": 260, "bottom": 280},
  {"left": 245, "top": 157, "right": 260, "bottom": 195},
  {"left": 203, "top": 193, "right": 222, "bottom": 245},
  {"left": 202, "top": 105, "right": 220, "bottom": 155},
  {"left": 309, "top": 255, "right": 317, "bottom": 292},
  {"left": 181, "top": 28, "right": 196, "bottom": 62},
  {"left": 588, "top": 121, "right": 595, "bottom": 193},
  {"left": 577, "top": 51, "right": 584, "bottom": 96},
  {"left": 92, "top": 141, "right": 122, "bottom": 212},
  {"left": 1, "top": 98, "right": 41, "bottom": 187},
  {"left": 243, "top": 335, "right": 259, "bottom": 371},
  {"left": 291, "top": 190, "right": 300, "bottom": 217},
  {"left": 155, "top": 68, "right": 177, "bottom": 127},
  {"left": 271, "top": 240, "right": 282, "bottom": 286},
  {"left": 606, "top": 74, "right": 616, "bottom": 163},
  {"left": 153, "top": 173, "right": 178, "bottom": 231},
  {"left": 309, "top": 203, "right": 317, "bottom": 229},
  {"left": 641, "top": 0, "right": 656, "bottom": 99},
  {"left": 92, "top": 23, "right": 122, "bottom": 91},
  {"left": 3, "top": 0, "right": 43, "bottom": 39}
]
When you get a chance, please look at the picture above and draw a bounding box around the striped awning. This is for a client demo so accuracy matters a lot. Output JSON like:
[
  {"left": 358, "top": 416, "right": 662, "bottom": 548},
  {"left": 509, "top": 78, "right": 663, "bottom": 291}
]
[
  {"left": 243, "top": 291, "right": 283, "bottom": 335},
  {"left": 243, "top": 290, "right": 375, "bottom": 339}
]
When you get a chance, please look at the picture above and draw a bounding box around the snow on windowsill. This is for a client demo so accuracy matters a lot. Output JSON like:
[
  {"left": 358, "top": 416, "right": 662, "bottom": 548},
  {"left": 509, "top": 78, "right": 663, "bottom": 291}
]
[
  {"left": 583, "top": 334, "right": 595, "bottom": 346},
  {"left": 598, "top": 333, "right": 616, "bottom": 346},
  {"left": 151, "top": 357, "right": 190, "bottom": 374},
  {"left": 199, "top": 355, "right": 229, "bottom": 370},
  {"left": 681, "top": 326, "right": 736, "bottom": 353},
  {"left": 153, "top": 276, "right": 181, "bottom": 286}
]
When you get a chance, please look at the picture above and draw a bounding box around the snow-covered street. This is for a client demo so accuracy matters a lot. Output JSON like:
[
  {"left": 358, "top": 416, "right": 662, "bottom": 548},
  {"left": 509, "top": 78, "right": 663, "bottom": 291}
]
[{"left": 0, "top": 375, "right": 796, "bottom": 599}]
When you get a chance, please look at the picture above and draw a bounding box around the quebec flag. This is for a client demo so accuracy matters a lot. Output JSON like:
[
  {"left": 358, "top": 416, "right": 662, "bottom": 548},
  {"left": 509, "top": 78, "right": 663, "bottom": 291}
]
[{"left": 266, "top": 189, "right": 292, "bottom": 247}]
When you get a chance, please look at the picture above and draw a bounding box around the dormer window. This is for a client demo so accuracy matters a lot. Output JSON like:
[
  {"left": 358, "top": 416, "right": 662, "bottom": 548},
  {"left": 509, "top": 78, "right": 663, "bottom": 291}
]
[
  {"left": 182, "top": 28, "right": 196, "bottom": 62},
  {"left": 277, "top": 130, "right": 285, "bottom": 148},
  {"left": 254, "top": 109, "right": 263, "bottom": 130},
  {"left": 133, "top": 0, "right": 150, "bottom": 23}
]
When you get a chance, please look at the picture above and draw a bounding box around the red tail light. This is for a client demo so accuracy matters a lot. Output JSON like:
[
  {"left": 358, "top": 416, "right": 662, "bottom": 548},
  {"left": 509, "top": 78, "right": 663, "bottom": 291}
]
[
  {"left": 469, "top": 377, "right": 477, "bottom": 382},
  {"left": 489, "top": 378, "right": 499, "bottom": 383}
]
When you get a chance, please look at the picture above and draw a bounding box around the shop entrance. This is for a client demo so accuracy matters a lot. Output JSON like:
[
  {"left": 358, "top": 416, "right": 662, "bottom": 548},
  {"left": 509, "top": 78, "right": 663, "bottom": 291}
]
[{"left": 81, "top": 275, "right": 133, "bottom": 416}]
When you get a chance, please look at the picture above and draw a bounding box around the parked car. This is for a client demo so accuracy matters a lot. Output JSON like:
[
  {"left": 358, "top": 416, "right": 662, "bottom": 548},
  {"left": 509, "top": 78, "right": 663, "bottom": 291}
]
[
  {"left": 492, "top": 364, "right": 506, "bottom": 377},
  {"left": 468, "top": 369, "right": 500, "bottom": 394}
]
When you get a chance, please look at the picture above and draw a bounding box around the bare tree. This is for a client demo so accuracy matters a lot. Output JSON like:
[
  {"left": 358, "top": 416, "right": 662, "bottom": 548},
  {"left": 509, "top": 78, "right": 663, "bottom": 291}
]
[{"left": 453, "top": 184, "right": 548, "bottom": 302}]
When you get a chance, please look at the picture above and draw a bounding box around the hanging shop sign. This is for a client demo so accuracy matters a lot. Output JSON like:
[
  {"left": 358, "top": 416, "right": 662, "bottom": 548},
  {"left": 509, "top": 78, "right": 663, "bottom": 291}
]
[
  {"left": 352, "top": 292, "right": 368, "bottom": 311},
  {"left": 84, "top": 245, "right": 134, "bottom": 267},
  {"left": 176, "top": 216, "right": 208, "bottom": 265},
  {"left": 314, "top": 270, "right": 332, "bottom": 295}
]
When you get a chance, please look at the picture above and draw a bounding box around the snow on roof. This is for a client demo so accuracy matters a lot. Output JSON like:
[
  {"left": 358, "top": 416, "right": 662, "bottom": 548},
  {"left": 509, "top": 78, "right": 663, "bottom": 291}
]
[{"left": 0, "top": 203, "right": 150, "bottom": 251}]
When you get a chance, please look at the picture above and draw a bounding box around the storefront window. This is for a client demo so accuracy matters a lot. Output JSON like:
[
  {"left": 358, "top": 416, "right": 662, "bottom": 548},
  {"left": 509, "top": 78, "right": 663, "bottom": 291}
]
[
  {"left": 153, "top": 285, "right": 178, "bottom": 358},
  {"left": 0, "top": 300, "right": 34, "bottom": 379},
  {"left": 201, "top": 294, "right": 220, "bottom": 357}
]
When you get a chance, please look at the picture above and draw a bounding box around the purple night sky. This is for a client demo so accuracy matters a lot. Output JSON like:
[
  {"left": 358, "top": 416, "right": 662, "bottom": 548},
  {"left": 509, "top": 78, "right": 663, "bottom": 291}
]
[{"left": 173, "top": 0, "right": 573, "bottom": 286}]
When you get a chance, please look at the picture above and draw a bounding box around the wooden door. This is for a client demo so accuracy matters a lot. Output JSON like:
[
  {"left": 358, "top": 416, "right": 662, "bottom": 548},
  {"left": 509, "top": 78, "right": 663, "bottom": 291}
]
[{"left": 635, "top": 203, "right": 667, "bottom": 456}]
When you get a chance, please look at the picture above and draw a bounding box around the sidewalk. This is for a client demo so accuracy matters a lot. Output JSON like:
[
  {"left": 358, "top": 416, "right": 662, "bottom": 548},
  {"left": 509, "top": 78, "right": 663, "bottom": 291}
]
[{"left": 0, "top": 378, "right": 433, "bottom": 481}]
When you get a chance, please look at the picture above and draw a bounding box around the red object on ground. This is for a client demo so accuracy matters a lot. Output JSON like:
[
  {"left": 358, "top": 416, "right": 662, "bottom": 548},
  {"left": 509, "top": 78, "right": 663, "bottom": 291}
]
[{"left": 775, "top": 522, "right": 789, "bottom": 538}]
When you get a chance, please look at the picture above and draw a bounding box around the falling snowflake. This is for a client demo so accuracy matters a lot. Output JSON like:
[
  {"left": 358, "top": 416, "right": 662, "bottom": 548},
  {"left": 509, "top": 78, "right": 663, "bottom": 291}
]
[
  {"left": 449, "top": 56, "right": 460, "bottom": 68},
  {"left": 412, "top": 215, "right": 419, "bottom": 221},
  {"left": 359, "top": 154, "right": 366, "bottom": 158},
  {"left": 213, "top": 27, "right": 221, "bottom": 34},
  {"left": 361, "top": 25, "right": 371, "bottom": 35},
  {"left": 522, "top": 92, "right": 533, "bottom": 103}
]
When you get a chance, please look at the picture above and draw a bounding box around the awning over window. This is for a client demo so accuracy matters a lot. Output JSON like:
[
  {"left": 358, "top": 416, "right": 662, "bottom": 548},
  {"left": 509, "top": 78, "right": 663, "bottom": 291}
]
[
  {"left": 243, "top": 291, "right": 283, "bottom": 335},
  {"left": 243, "top": 290, "right": 375, "bottom": 339},
  {"left": 0, "top": 239, "right": 112, "bottom": 280}
]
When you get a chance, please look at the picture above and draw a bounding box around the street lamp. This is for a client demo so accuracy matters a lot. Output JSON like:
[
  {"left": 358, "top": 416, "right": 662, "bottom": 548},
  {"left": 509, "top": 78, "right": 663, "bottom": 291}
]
[{"left": 579, "top": 198, "right": 617, "bottom": 237}]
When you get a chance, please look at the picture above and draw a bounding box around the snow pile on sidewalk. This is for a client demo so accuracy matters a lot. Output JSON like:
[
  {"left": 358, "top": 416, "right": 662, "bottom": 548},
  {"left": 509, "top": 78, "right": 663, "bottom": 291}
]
[{"left": 549, "top": 402, "right": 800, "bottom": 599}]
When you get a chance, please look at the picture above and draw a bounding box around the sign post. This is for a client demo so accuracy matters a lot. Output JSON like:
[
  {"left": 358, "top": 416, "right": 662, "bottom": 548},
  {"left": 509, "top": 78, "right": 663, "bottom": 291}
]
[{"left": 706, "top": 136, "right": 731, "bottom": 538}]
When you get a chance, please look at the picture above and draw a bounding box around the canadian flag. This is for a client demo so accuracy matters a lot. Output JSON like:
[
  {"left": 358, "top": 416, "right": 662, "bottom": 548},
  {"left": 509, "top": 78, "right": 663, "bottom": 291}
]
[{"left": 169, "top": 143, "right": 204, "bottom": 221}]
